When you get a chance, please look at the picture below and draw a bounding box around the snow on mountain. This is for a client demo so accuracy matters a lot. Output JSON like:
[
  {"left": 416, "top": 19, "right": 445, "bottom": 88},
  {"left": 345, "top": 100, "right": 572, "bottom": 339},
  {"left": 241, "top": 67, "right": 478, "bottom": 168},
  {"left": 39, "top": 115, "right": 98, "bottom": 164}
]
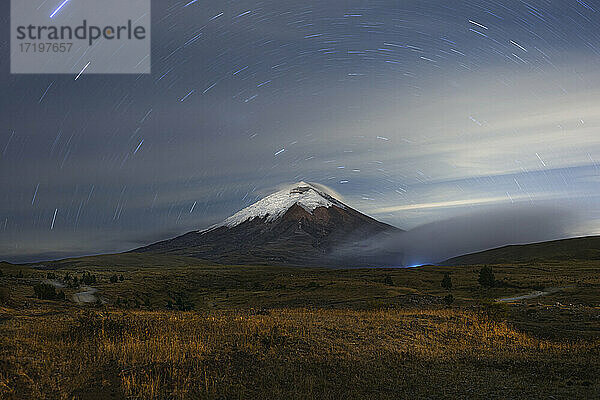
[{"left": 200, "top": 182, "right": 345, "bottom": 232}]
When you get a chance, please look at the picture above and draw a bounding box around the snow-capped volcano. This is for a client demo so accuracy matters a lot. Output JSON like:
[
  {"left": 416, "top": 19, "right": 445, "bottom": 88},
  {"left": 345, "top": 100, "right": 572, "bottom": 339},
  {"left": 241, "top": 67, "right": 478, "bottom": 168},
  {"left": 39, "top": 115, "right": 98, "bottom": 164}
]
[
  {"left": 135, "top": 182, "right": 403, "bottom": 267},
  {"left": 206, "top": 182, "right": 344, "bottom": 230}
]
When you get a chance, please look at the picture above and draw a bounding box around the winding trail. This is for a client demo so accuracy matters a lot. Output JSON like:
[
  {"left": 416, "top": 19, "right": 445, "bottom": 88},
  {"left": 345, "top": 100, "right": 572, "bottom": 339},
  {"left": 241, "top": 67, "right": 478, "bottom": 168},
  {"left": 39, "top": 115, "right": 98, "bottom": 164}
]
[
  {"left": 496, "top": 287, "right": 567, "bottom": 303},
  {"left": 45, "top": 279, "right": 65, "bottom": 288},
  {"left": 72, "top": 286, "right": 98, "bottom": 303}
]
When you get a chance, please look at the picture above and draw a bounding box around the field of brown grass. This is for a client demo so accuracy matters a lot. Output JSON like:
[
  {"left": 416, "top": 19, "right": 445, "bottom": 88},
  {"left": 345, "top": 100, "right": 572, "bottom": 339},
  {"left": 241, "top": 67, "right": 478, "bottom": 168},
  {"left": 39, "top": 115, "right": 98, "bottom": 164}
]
[
  {"left": 0, "top": 260, "right": 599, "bottom": 398},
  {"left": 1, "top": 305, "right": 598, "bottom": 399}
]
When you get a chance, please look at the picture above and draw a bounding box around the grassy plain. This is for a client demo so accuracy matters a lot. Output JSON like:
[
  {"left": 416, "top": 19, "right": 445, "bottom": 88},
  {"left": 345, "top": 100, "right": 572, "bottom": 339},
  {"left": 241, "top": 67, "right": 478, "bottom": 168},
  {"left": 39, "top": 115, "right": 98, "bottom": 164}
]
[{"left": 0, "top": 259, "right": 599, "bottom": 399}]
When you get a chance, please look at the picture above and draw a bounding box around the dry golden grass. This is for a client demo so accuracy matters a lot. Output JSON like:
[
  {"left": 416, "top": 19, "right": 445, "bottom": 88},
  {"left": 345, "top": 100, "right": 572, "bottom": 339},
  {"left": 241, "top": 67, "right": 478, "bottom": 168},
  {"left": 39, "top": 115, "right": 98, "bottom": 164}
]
[{"left": 1, "top": 306, "right": 598, "bottom": 399}]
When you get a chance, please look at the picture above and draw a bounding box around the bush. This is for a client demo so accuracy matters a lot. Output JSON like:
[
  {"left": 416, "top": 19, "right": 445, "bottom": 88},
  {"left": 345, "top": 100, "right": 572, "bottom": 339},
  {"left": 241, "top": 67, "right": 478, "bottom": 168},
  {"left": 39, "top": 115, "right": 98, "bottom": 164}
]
[
  {"left": 384, "top": 275, "right": 394, "bottom": 286},
  {"left": 0, "top": 287, "right": 10, "bottom": 304},
  {"left": 119, "top": 274, "right": 124, "bottom": 281},
  {"left": 110, "top": 274, "right": 119, "bottom": 283},
  {"left": 81, "top": 272, "right": 96, "bottom": 285},
  {"left": 441, "top": 273, "right": 452, "bottom": 291},
  {"left": 33, "top": 283, "right": 58, "bottom": 300},
  {"left": 443, "top": 294, "right": 454, "bottom": 305},
  {"left": 168, "top": 294, "right": 193, "bottom": 311},
  {"left": 478, "top": 266, "right": 495, "bottom": 288},
  {"left": 483, "top": 301, "right": 510, "bottom": 320},
  {"left": 47, "top": 272, "right": 56, "bottom": 279}
]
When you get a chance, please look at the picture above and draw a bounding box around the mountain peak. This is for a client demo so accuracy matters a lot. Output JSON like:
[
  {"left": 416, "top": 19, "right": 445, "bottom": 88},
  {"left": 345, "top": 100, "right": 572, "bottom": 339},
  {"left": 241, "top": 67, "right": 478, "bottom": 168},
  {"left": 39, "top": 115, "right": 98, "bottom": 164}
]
[
  {"left": 136, "top": 181, "right": 402, "bottom": 266},
  {"left": 202, "top": 182, "right": 345, "bottom": 232}
]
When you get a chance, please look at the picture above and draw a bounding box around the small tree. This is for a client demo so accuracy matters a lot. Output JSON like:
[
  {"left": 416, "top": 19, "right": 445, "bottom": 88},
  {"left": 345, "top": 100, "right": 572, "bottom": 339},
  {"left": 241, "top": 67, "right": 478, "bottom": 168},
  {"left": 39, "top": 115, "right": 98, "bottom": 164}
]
[
  {"left": 119, "top": 274, "right": 124, "bottom": 281},
  {"left": 110, "top": 274, "right": 118, "bottom": 283},
  {"left": 478, "top": 266, "right": 495, "bottom": 288},
  {"left": 384, "top": 274, "right": 394, "bottom": 286},
  {"left": 17, "top": 270, "right": 24, "bottom": 279},
  {"left": 441, "top": 273, "right": 452, "bottom": 291}
]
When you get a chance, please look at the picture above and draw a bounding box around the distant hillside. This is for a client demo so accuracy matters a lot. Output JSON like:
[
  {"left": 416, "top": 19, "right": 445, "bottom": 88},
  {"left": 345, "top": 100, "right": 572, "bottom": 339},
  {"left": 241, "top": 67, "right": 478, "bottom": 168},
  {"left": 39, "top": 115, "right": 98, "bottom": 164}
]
[
  {"left": 443, "top": 236, "right": 600, "bottom": 265},
  {"left": 25, "top": 253, "right": 209, "bottom": 270}
]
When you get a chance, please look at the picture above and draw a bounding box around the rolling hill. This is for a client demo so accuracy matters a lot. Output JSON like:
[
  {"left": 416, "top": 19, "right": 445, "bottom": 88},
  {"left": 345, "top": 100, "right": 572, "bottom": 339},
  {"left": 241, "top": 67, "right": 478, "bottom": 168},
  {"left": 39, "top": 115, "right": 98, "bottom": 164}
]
[{"left": 443, "top": 235, "right": 600, "bottom": 265}]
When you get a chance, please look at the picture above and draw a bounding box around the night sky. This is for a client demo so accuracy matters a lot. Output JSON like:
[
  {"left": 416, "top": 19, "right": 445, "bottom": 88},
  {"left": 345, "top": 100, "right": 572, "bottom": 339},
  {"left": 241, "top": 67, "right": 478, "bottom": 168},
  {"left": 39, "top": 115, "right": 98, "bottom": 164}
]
[{"left": 2, "top": 0, "right": 600, "bottom": 262}]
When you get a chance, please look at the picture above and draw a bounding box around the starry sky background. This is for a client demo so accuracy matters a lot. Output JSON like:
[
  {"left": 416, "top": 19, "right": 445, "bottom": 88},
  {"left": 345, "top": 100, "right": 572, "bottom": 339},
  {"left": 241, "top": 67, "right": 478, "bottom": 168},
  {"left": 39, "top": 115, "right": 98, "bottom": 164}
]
[{"left": 2, "top": 0, "right": 600, "bottom": 262}]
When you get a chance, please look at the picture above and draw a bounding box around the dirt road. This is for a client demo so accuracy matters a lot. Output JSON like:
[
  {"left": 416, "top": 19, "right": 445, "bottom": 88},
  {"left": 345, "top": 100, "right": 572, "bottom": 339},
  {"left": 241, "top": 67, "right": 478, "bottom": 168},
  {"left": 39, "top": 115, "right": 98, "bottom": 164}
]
[
  {"left": 496, "top": 287, "right": 566, "bottom": 303},
  {"left": 72, "top": 286, "right": 98, "bottom": 303}
]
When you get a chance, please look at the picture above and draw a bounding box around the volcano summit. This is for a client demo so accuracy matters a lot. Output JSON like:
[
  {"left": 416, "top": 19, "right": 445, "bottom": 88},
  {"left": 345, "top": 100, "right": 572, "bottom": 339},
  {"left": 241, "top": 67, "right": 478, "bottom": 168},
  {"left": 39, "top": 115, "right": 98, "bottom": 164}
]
[{"left": 134, "top": 182, "right": 402, "bottom": 267}]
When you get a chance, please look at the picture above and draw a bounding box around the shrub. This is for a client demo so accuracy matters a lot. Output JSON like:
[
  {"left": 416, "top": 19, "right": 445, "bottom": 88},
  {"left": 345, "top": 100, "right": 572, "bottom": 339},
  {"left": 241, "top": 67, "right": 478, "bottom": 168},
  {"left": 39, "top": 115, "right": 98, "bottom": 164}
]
[
  {"left": 441, "top": 273, "right": 452, "bottom": 291},
  {"left": 110, "top": 274, "right": 119, "bottom": 283},
  {"left": 443, "top": 294, "right": 454, "bottom": 305},
  {"left": 168, "top": 294, "right": 193, "bottom": 311},
  {"left": 47, "top": 272, "right": 56, "bottom": 279},
  {"left": 0, "top": 287, "right": 10, "bottom": 304},
  {"left": 483, "top": 301, "right": 510, "bottom": 320},
  {"left": 478, "top": 266, "right": 495, "bottom": 288},
  {"left": 384, "top": 274, "right": 394, "bottom": 286},
  {"left": 119, "top": 274, "right": 124, "bottom": 281},
  {"left": 306, "top": 281, "right": 319, "bottom": 289},
  {"left": 81, "top": 272, "right": 96, "bottom": 285},
  {"left": 33, "top": 283, "right": 58, "bottom": 300},
  {"left": 365, "top": 299, "right": 388, "bottom": 310}
]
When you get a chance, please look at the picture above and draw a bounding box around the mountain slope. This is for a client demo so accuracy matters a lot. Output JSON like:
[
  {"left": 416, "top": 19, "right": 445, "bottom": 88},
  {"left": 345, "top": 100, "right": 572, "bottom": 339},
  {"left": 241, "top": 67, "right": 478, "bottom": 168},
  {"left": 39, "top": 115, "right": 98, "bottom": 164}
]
[
  {"left": 443, "top": 235, "right": 600, "bottom": 265},
  {"left": 134, "top": 182, "right": 402, "bottom": 266}
]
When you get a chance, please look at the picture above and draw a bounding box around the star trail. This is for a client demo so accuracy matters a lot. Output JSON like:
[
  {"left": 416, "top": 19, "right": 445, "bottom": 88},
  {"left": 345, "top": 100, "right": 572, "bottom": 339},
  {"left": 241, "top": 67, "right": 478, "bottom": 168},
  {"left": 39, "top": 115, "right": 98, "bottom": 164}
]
[{"left": 2, "top": 0, "right": 600, "bottom": 262}]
